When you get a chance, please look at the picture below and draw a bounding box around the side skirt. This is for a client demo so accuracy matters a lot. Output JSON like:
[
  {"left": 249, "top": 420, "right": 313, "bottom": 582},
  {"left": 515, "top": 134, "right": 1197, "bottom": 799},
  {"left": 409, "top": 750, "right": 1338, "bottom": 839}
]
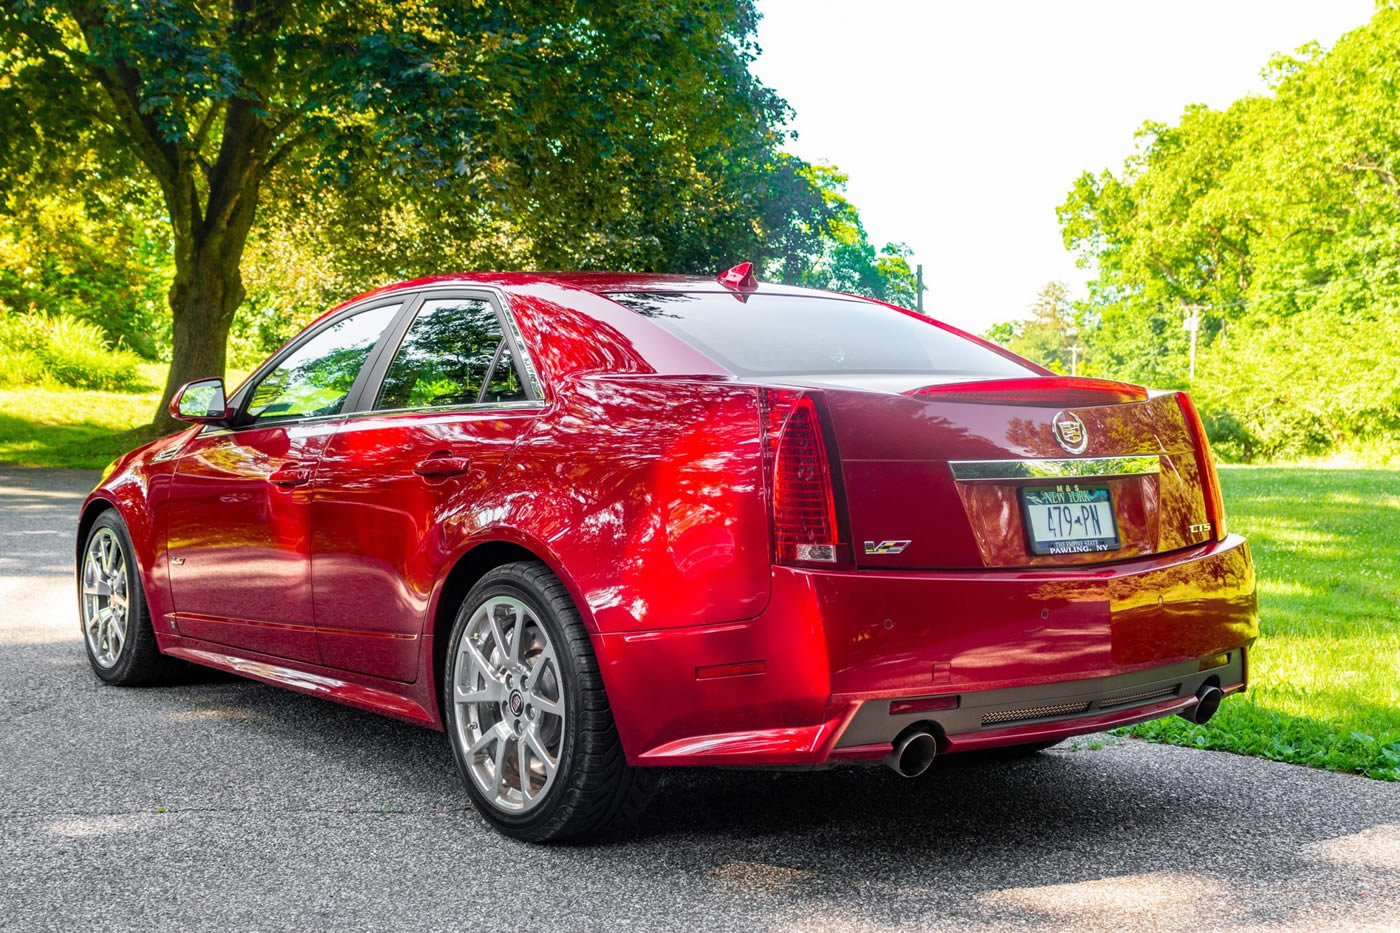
[{"left": 162, "top": 637, "right": 440, "bottom": 730}]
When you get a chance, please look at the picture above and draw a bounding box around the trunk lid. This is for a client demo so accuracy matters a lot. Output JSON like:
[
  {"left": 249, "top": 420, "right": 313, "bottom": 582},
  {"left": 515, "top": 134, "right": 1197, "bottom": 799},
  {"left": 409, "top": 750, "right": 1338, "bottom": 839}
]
[{"left": 809, "top": 380, "right": 1215, "bottom": 570}]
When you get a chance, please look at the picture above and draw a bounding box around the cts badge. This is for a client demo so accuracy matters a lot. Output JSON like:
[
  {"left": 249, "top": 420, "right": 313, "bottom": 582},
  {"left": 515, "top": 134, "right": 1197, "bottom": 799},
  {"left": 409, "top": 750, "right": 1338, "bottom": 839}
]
[
  {"left": 864, "top": 540, "right": 912, "bottom": 555},
  {"left": 1052, "top": 410, "right": 1088, "bottom": 454}
]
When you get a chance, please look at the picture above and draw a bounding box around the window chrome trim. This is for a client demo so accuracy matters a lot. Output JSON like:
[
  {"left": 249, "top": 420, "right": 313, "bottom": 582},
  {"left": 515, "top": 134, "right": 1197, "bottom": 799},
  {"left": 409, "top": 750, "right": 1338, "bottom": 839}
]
[
  {"left": 196, "top": 411, "right": 352, "bottom": 439},
  {"left": 492, "top": 290, "right": 545, "bottom": 401},
  {"left": 948, "top": 456, "right": 1161, "bottom": 481},
  {"left": 387, "top": 282, "right": 548, "bottom": 402},
  {"left": 342, "top": 399, "right": 547, "bottom": 421}
]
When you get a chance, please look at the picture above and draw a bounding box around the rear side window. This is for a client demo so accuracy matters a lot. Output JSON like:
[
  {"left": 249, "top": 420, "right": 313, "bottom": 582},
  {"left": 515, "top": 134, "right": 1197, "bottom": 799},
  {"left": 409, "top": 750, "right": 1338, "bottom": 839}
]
[
  {"left": 609, "top": 292, "right": 1032, "bottom": 377},
  {"left": 375, "top": 298, "right": 529, "bottom": 410}
]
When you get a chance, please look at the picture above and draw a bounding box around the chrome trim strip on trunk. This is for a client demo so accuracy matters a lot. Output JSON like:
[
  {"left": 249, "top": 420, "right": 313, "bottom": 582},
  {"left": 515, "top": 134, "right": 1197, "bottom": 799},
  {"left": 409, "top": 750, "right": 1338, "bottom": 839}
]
[{"left": 948, "top": 455, "right": 1161, "bottom": 480}]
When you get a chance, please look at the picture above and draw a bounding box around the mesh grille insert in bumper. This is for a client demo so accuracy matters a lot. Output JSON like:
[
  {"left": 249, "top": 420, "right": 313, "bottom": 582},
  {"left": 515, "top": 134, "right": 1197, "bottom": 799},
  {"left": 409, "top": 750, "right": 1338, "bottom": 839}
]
[
  {"left": 981, "top": 701, "right": 1091, "bottom": 726},
  {"left": 1100, "top": 683, "right": 1180, "bottom": 709}
]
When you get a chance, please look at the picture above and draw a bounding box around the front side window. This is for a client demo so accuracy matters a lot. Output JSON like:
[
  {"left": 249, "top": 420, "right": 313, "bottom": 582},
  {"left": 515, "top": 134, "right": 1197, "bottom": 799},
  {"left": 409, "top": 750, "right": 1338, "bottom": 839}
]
[
  {"left": 245, "top": 303, "right": 400, "bottom": 422},
  {"left": 375, "top": 298, "right": 529, "bottom": 410}
]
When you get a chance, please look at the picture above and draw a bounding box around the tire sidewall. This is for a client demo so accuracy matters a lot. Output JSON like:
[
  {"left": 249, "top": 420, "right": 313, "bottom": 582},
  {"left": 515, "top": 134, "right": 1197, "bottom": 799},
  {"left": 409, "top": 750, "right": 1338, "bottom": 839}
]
[
  {"left": 442, "top": 572, "right": 582, "bottom": 834},
  {"left": 79, "top": 513, "right": 147, "bottom": 684}
]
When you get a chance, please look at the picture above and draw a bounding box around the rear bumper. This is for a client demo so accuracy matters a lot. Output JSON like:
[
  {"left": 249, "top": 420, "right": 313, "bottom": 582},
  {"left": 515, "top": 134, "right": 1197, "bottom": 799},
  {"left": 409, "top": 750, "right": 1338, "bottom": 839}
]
[
  {"left": 830, "top": 651, "right": 1245, "bottom": 761},
  {"left": 594, "top": 534, "right": 1257, "bottom": 767}
]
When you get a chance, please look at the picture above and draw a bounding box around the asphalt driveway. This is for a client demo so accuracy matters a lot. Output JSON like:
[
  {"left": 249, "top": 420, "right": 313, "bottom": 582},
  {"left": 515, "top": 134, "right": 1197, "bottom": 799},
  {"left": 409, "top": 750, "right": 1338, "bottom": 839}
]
[{"left": 1, "top": 465, "right": 1396, "bottom": 931}]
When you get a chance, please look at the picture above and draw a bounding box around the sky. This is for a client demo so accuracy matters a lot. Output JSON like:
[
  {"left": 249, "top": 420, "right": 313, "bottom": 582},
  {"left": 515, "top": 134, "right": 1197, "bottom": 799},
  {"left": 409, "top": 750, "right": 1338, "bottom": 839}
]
[{"left": 751, "top": 0, "right": 1377, "bottom": 333}]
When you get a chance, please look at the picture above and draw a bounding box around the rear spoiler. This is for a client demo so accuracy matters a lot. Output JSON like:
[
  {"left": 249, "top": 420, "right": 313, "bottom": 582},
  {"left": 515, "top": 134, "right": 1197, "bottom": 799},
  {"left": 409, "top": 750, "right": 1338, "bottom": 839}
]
[{"left": 904, "top": 377, "right": 1148, "bottom": 407}]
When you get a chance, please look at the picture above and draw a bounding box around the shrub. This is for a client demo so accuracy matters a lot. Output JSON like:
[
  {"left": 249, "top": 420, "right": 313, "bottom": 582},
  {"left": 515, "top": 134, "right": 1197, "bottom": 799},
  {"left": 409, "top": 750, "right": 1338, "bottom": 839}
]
[
  {"left": 0, "top": 309, "right": 50, "bottom": 354},
  {"left": 0, "top": 310, "right": 50, "bottom": 386},
  {"left": 0, "top": 311, "right": 149, "bottom": 392},
  {"left": 0, "top": 347, "right": 47, "bottom": 387},
  {"left": 34, "top": 314, "right": 148, "bottom": 391}
]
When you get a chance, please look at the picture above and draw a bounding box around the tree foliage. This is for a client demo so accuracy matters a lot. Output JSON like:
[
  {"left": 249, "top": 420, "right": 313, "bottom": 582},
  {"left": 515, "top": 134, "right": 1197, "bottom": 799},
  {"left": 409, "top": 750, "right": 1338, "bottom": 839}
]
[
  {"left": 991, "top": 3, "right": 1400, "bottom": 461},
  {"left": 791, "top": 164, "right": 922, "bottom": 308},
  {"left": 1, "top": 1, "right": 917, "bottom": 426},
  {"left": 986, "top": 282, "right": 1084, "bottom": 375}
]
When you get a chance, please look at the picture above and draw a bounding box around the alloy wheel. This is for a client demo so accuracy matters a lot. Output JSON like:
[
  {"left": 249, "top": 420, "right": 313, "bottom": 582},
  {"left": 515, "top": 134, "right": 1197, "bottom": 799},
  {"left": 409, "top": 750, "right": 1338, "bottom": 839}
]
[
  {"left": 452, "top": 596, "right": 566, "bottom": 813},
  {"left": 82, "top": 527, "right": 129, "bottom": 668}
]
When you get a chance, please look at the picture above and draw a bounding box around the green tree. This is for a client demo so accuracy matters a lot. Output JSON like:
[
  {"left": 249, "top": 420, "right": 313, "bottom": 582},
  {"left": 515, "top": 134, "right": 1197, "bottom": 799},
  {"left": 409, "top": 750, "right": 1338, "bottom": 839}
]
[
  {"left": 0, "top": 1, "right": 839, "bottom": 428},
  {"left": 0, "top": 179, "right": 171, "bottom": 358},
  {"left": 793, "top": 164, "right": 922, "bottom": 308},
  {"left": 985, "top": 282, "right": 1084, "bottom": 373},
  {"left": 1054, "top": 2, "right": 1400, "bottom": 460}
]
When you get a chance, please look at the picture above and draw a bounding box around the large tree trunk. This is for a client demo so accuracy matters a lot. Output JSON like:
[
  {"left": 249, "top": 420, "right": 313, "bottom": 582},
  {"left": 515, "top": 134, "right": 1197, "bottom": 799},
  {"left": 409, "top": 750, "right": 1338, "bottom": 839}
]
[
  {"left": 70, "top": 9, "right": 276, "bottom": 433},
  {"left": 150, "top": 103, "right": 268, "bottom": 432},
  {"left": 153, "top": 248, "right": 246, "bottom": 432}
]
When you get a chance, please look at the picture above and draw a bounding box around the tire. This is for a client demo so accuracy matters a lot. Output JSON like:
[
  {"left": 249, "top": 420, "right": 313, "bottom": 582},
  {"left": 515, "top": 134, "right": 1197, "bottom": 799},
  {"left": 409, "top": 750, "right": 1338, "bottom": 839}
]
[
  {"left": 78, "top": 511, "right": 181, "bottom": 685},
  {"left": 442, "top": 561, "right": 657, "bottom": 842}
]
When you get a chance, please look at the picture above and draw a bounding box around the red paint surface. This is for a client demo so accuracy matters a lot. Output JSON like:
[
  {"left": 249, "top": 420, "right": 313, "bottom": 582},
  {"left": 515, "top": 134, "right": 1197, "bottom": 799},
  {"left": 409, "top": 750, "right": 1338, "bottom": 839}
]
[{"left": 78, "top": 272, "right": 1258, "bottom": 768}]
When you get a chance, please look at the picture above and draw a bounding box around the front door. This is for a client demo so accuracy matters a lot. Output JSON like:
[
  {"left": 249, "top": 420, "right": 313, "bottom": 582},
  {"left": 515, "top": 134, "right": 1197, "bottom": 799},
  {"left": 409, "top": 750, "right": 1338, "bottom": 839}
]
[
  {"left": 311, "top": 294, "right": 542, "bottom": 682},
  {"left": 166, "top": 300, "right": 403, "bottom": 661}
]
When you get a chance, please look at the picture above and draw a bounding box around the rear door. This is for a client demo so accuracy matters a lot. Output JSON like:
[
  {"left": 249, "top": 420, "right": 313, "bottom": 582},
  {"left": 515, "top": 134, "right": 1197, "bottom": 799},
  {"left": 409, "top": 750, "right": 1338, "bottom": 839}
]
[
  {"left": 167, "top": 299, "right": 403, "bottom": 661},
  {"left": 310, "top": 291, "right": 545, "bottom": 683}
]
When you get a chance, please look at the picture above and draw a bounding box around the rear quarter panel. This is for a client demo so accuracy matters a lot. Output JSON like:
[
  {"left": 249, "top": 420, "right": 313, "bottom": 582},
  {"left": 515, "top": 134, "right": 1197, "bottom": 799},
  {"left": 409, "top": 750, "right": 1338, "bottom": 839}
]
[{"left": 479, "top": 374, "right": 771, "bottom": 634}]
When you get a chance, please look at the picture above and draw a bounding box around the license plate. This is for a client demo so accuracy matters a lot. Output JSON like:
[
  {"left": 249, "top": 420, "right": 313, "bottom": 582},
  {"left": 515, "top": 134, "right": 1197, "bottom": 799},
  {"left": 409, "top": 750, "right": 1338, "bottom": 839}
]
[{"left": 1019, "top": 484, "right": 1121, "bottom": 555}]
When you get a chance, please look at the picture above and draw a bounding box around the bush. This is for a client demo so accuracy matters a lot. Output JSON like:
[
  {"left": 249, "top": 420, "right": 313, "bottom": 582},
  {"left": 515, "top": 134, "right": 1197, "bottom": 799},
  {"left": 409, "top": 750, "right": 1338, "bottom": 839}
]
[
  {"left": 0, "top": 311, "right": 149, "bottom": 391},
  {"left": 36, "top": 315, "right": 148, "bottom": 391},
  {"left": 0, "top": 348, "right": 47, "bottom": 387},
  {"left": 0, "top": 309, "right": 49, "bottom": 354}
]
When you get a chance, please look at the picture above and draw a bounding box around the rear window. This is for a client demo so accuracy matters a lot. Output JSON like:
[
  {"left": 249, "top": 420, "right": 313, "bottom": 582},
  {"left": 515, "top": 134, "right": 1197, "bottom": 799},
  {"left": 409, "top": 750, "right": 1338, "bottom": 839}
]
[{"left": 609, "top": 292, "right": 1032, "bottom": 377}]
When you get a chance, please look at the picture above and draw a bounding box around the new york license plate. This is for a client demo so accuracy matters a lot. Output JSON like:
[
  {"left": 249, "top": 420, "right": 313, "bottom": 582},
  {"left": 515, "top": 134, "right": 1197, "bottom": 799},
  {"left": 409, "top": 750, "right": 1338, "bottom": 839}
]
[{"left": 1020, "top": 484, "right": 1121, "bottom": 556}]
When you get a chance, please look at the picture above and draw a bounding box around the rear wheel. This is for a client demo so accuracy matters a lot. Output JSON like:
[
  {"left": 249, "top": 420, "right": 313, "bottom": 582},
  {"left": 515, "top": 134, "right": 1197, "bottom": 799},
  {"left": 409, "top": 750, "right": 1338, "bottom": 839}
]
[
  {"left": 442, "top": 561, "right": 657, "bottom": 842},
  {"left": 79, "top": 512, "right": 180, "bottom": 685}
]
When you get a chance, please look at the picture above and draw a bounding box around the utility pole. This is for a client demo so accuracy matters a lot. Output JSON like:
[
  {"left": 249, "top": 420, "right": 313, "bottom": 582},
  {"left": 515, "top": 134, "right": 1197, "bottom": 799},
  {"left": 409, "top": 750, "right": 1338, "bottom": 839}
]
[
  {"left": 1183, "top": 304, "right": 1203, "bottom": 381},
  {"left": 915, "top": 264, "right": 924, "bottom": 314}
]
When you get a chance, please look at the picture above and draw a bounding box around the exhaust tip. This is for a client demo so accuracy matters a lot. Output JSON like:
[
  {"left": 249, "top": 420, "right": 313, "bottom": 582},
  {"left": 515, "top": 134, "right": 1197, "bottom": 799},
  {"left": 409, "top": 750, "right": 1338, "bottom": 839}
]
[
  {"left": 1179, "top": 684, "right": 1224, "bottom": 725},
  {"left": 885, "top": 730, "right": 938, "bottom": 778}
]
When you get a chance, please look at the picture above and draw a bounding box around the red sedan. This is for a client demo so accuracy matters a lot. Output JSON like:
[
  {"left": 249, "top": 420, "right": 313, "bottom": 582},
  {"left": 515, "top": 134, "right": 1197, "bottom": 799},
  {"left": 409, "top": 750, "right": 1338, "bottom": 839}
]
[{"left": 77, "top": 266, "right": 1257, "bottom": 841}]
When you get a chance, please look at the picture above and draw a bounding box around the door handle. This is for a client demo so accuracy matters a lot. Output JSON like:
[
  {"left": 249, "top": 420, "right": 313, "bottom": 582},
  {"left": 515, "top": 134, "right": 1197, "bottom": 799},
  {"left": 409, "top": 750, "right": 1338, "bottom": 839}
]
[
  {"left": 413, "top": 455, "right": 472, "bottom": 478},
  {"left": 268, "top": 464, "right": 311, "bottom": 487}
]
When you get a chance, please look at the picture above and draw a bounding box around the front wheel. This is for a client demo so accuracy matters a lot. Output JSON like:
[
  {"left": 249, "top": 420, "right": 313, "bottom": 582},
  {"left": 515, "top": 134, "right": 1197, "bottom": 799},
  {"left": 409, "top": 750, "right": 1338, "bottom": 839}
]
[
  {"left": 79, "top": 512, "right": 180, "bottom": 685},
  {"left": 442, "top": 561, "right": 657, "bottom": 842}
]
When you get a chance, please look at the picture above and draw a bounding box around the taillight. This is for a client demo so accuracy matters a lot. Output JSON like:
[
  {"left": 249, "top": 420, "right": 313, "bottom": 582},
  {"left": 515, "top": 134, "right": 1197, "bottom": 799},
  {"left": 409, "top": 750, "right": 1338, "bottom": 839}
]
[
  {"left": 764, "top": 388, "right": 845, "bottom": 566},
  {"left": 905, "top": 376, "right": 1147, "bottom": 406},
  {"left": 1176, "top": 392, "right": 1227, "bottom": 540}
]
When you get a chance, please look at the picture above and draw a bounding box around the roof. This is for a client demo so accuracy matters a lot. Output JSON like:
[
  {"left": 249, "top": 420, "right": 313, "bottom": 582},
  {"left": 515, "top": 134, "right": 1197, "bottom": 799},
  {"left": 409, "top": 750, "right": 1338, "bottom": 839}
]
[{"left": 339, "top": 270, "right": 843, "bottom": 308}]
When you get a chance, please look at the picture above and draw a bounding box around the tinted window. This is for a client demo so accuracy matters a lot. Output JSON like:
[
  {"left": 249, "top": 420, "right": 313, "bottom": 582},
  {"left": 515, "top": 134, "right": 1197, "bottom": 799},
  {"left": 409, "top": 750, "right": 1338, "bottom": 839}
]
[
  {"left": 246, "top": 303, "right": 399, "bottom": 422},
  {"left": 375, "top": 298, "right": 529, "bottom": 410},
  {"left": 610, "top": 293, "right": 1033, "bottom": 377}
]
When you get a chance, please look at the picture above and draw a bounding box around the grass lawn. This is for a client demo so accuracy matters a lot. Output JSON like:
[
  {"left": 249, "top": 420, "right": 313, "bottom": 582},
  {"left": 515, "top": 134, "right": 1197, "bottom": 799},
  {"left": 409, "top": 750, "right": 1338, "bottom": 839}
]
[
  {"left": 0, "top": 364, "right": 247, "bottom": 469},
  {"left": 1121, "top": 466, "right": 1400, "bottom": 781},
  {"left": 2, "top": 378, "right": 1397, "bottom": 780}
]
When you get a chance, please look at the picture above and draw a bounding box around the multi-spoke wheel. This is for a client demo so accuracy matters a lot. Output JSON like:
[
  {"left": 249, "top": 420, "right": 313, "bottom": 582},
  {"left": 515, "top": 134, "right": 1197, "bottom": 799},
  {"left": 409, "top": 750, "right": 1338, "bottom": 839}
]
[
  {"left": 453, "top": 595, "right": 566, "bottom": 812},
  {"left": 78, "top": 512, "right": 179, "bottom": 684},
  {"left": 443, "top": 561, "right": 658, "bottom": 841},
  {"left": 83, "top": 527, "right": 130, "bottom": 668}
]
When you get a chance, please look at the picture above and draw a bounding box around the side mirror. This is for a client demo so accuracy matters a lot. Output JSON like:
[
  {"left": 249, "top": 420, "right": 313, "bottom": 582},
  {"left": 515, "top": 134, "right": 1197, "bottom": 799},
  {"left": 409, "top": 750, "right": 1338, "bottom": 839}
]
[{"left": 169, "top": 378, "right": 230, "bottom": 424}]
